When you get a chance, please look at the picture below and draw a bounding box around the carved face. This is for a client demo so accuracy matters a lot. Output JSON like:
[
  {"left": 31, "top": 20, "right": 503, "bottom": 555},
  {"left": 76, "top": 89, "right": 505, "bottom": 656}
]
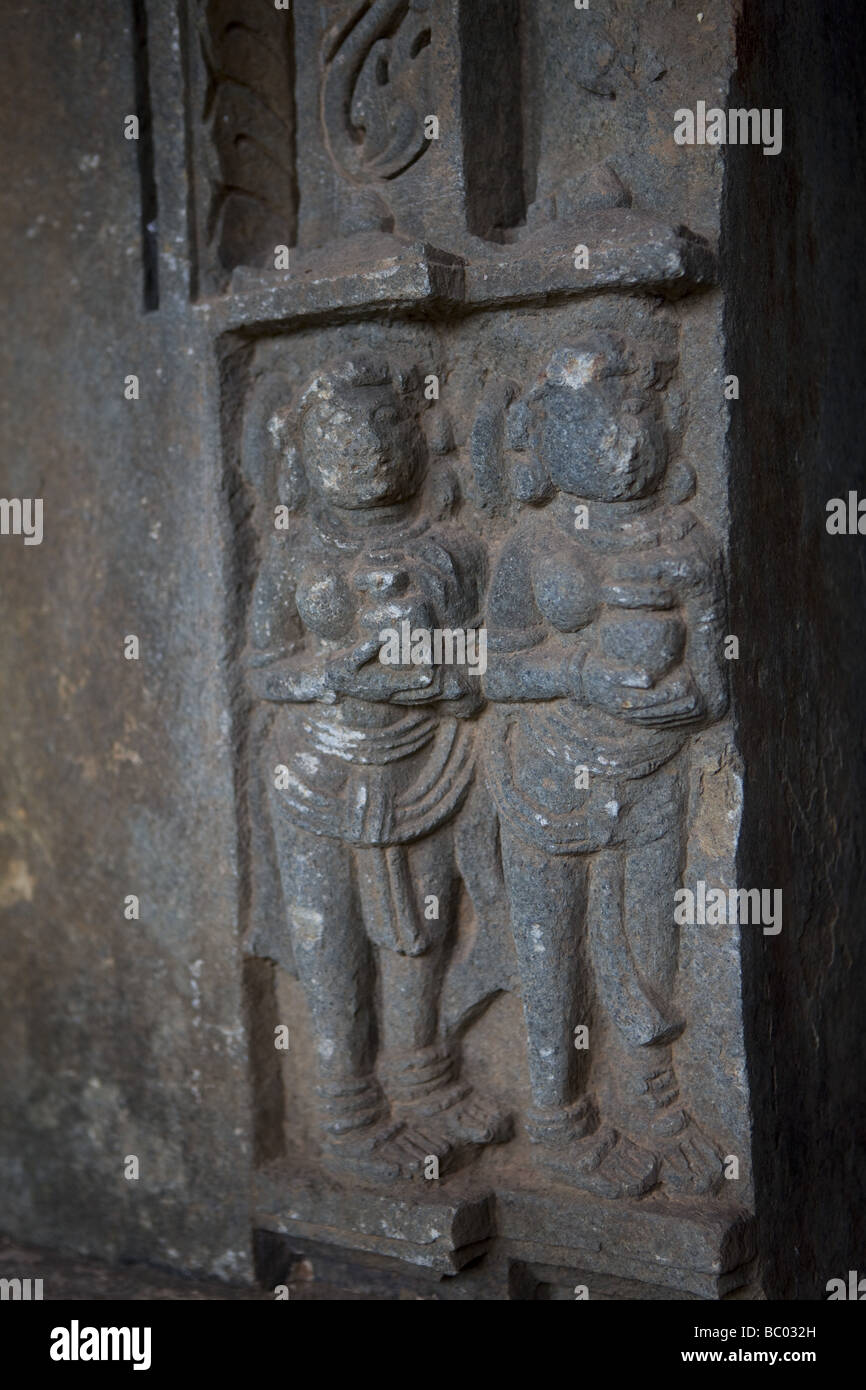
[
  {"left": 532, "top": 380, "right": 667, "bottom": 502},
  {"left": 301, "top": 384, "right": 425, "bottom": 510}
]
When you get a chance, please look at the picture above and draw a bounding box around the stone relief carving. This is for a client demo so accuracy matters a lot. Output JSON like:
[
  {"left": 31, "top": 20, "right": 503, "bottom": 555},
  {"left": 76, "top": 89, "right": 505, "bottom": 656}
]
[
  {"left": 320, "top": 0, "right": 433, "bottom": 185},
  {"left": 194, "top": 0, "right": 297, "bottom": 283},
  {"left": 202, "top": 0, "right": 753, "bottom": 1297},
  {"left": 480, "top": 332, "right": 728, "bottom": 1198},
  {"left": 191, "top": 0, "right": 528, "bottom": 264},
  {"left": 239, "top": 328, "right": 730, "bottom": 1203},
  {"left": 188, "top": 0, "right": 718, "bottom": 288},
  {"left": 244, "top": 355, "right": 511, "bottom": 1180}
]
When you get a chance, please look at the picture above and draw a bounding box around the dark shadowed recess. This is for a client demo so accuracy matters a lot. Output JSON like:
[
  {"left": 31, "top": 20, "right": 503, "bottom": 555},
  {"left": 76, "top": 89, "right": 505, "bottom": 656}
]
[
  {"left": 131, "top": 0, "right": 159, "bottom": 310},
  {"left": 724, "top": 0, "right": 866, "bottom": 1300}
]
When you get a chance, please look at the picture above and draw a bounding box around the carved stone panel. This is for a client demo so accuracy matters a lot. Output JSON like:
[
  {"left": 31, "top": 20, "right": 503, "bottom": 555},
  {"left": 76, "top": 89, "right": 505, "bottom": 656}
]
[
  {"left": 3, "top": 0, "right": 864, "bottom": 1312},
  {"left": 189, "top": 0, "right": 298, "bottom": 292},
  {"left": 222, "top": 283, "right": 752, "bottom": 1294},
  {"left": 186, "top": 0, "right": 719, "bottom": 298},
  {"left": 296, "top": 0, "right": 526, "bottom": 249},
  {"left": 180, "top": 0, "right": 760, "bottom": 1299}
]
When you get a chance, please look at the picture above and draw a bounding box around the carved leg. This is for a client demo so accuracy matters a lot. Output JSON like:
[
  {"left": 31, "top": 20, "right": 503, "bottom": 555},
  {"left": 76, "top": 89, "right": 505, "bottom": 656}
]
[
  {"left": 499, "top": 822, "right": 657, "bottom": 1198},
  {"left": 272, "top": 823, "right": 376, "bottom": 1102},
  {"left": 499, "top": 823, "right": 589, "bottom": 1109},
  {"left": 377, "top": 826, "right": 512, "bottom": 1163},
  {"left": 270, "top": 818, "right": 410, "bottom": 1176},
  {"left": 619, "top": 812, "right": 724, "bottom": 1196}
]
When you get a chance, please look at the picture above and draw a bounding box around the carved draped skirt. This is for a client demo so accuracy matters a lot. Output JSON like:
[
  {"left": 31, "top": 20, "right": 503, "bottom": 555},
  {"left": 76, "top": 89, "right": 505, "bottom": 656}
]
[
  {"left": 483, "top": 703, "right": 686, "bottom": 857},
  {"left": 266, "top": 705, "right": 474, "bottom": 955}
]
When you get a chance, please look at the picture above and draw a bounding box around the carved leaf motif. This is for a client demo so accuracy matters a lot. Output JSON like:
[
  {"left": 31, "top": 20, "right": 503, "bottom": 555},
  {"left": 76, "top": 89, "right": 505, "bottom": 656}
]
[
  {"left": 198, "top": 0, "right": 296, "bottom": 272},
  {"left": 321, "top": 0, "right": 432, "bottom": 183}
]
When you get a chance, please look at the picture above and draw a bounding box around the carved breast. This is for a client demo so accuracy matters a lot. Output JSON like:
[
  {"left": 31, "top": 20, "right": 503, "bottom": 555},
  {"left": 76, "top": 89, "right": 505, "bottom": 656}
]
[
  {"left": 295, "top": 567, "right": 356, "bottom": 640},
  {"left": 531, "top": 548, "right": 601, "bottom": 633}
]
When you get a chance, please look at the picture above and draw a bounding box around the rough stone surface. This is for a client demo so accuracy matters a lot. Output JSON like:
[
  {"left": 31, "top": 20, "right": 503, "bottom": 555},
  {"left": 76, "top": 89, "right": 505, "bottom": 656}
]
[
  {"left": 0, "top": 0, "right": 254, "bottom": 1280},
  {"left": 0, "top": 0, "right": 861, "bottom": 1302},
  {"left": 223, "top": 0, "right": 747, "bottom": 1297}
]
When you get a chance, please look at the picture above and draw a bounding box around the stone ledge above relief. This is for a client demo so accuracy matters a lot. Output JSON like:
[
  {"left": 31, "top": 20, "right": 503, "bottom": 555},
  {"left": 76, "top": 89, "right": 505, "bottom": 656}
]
[{"left": 193, "top": 214, "right": 717, "bottom": 335}]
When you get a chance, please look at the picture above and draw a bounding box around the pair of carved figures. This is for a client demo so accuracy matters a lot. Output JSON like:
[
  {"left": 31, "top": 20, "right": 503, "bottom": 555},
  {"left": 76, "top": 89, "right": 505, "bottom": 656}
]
[{"left": 246, "top": 332, "right": 728, "bottom": 1201}]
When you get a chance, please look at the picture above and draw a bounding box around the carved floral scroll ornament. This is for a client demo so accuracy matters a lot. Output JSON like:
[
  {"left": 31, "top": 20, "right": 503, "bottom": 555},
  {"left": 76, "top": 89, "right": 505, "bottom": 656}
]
[{"left": 321, "top": 0, "right": 432, "bottom": 184}]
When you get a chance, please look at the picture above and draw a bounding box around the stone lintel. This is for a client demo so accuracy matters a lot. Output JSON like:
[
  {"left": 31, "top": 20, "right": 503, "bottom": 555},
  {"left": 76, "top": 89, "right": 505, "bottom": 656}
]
[
  {"left": 464, "top": 212, "right": 718, "bottom": 305},
  {"left": 195, "top": 215, "right": 717, "bottom": 336}
]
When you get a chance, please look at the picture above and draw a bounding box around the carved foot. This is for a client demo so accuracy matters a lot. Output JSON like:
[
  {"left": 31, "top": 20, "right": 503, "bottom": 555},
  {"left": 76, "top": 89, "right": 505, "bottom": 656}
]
[
  {"left": 441, "top": 1090, "right": 513, "bottom": 1147},
  {"left": 323, "top": 1118, "right": 456, "bottom": 1182},
  {"left": 424, "top": 1086, "right": 512, "bottom": 1147},
  {"left": 528, "top": 1099, "right": 658, "bottom": 1198},
  {"left": 535, "top": 1124, "right": 659, "bottom": 1199},
  {"left": 393, "top": 1081, "right": 513, "bottom": 1154},
  {"left": 654, "top": 1110, "right": 724, "bottom": 1196},
  {"left": 631, "top": 1064, "right": 725, "bottom": 1195},
  {"left": 323, "top": 1118, "right": 406, "bottom": 1181},
  {"left": 318, "top": 1074, "right": 427, "bottom": 1181}
]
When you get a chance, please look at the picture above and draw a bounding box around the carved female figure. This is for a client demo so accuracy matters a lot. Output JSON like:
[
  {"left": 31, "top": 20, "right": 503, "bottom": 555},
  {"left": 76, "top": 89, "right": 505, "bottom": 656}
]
[
  {"left": 483, "top": 332, "right": 728, "bottom": 1198},
  {"left": 246, "top": 356, "right": 509, "bottom": 1180}
]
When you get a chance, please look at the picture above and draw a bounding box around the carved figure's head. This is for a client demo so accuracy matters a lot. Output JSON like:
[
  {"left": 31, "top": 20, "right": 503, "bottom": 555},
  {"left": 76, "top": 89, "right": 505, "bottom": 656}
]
[
  {"left": 298, "top": 357, "right": 427, "bottom": 510},
  {"left": 521, "top": 333, "right": 674, "bottom": 502}
]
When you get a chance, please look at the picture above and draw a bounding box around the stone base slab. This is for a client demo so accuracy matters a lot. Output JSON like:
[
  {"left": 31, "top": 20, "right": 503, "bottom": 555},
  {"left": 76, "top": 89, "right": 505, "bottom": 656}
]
[{"left": 253, "top": 1164, "right": 755, "bottom": 1298}]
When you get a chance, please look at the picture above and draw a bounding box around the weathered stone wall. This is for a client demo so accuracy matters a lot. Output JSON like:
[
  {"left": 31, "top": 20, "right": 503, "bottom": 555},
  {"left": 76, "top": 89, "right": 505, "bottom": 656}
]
[{"left": 0, "top": 1, "right": 254, "bottom": 1278}]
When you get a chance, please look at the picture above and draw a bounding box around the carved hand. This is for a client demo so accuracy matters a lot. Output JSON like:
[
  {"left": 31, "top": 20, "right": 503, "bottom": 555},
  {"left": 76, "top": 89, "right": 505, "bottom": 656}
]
[
  {"left": 601, "top": 549, "right": 707, "bottom": 609},
  {"left": 246, "top": 659, "right": 332, "bottom": 704},
  {"left": 324, "top": 639, "right": 437, "bottom": 703},
  {"left": 394, "top": 664, "right": 487, "bottom": 707},
  {"left": 356, "top": 591, "right": 433, "bottom": 640},
  {"left": 583, "top": 653, "right": 702, "bottom": 726},
  {"left": 484, "top": 640, "right": 588, "bottom": 703}
]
